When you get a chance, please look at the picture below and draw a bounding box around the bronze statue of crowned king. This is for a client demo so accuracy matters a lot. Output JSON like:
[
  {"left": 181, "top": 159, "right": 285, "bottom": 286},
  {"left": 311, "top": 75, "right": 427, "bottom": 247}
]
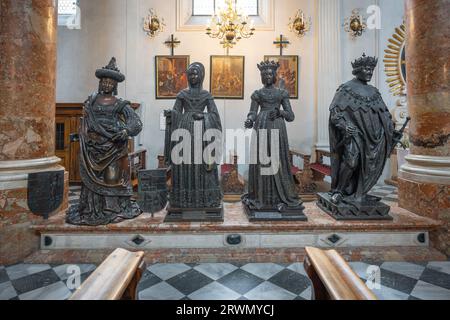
[{"left": 317, "top": 54, "right": 408, "bottom": 220}]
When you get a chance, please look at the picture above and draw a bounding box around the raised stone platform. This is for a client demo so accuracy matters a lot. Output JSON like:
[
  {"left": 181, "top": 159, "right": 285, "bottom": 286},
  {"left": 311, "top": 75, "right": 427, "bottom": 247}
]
[{"left": 30, "top": 201, "right": 444, "bottom": 263}]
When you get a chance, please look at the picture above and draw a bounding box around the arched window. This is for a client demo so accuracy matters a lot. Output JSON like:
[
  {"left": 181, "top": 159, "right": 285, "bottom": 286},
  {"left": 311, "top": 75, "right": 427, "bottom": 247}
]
[{"left": 58, "top": 0, "right": 81, "bottom": 29}]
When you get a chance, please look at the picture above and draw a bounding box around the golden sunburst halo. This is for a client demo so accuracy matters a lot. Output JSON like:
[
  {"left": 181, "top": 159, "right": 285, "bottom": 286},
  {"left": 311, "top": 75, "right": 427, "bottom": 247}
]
[{"left": 384, "top": 23, "right": 406, "bottom": 96}]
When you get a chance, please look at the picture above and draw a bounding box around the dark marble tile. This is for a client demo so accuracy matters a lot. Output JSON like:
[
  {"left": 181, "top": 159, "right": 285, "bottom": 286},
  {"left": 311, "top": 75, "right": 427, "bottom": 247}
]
[
  {"left": 268, "top": 269, "right": 311, "bottom": 295},
  {"left": 137, "top": 270, "right": 163, "bottom": 292},
  {"left": 420, "top": 268, "right": 450, "bottom": 290},
  {"left": 166, "top": 270, "right": 213, "bottom": 296},
  {"left": 380, "top": 269, "right": 418, "bottom": 294},
  {"left": 11, "top": 269, "right": 60, "bottom": 295},
  {"left": 217, "top": 269, "right": 264, "bottom": 295},
  {"left": 0, "top": 268, "right": 9, "bottom": 284}
]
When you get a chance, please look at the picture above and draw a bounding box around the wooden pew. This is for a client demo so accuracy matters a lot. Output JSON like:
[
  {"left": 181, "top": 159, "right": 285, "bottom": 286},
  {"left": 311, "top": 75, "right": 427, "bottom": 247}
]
[
  {"left": 289, "top": 150, "right": 317, "bottom": 201},
  {"left": 129, "top": 149, "right": 147, "bottom": 191},
  {"left": 303, "top": 247, "right": 378, "bottom": 300},
  {"left": 70, "top": 248, "right": 146, "bottom": 300},
  {"left": 311, "top": 149, "right": 332, "bottom": 182}
]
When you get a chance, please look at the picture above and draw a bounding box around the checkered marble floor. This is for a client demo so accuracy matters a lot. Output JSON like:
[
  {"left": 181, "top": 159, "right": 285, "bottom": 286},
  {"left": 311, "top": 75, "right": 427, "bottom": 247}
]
[{"left": 1, "top": 261, "right": 449, "bottom": 300}]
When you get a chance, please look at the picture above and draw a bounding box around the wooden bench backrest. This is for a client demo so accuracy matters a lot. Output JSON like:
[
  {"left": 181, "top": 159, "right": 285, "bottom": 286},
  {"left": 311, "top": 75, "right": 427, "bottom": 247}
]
[
  {"left": 70, "top": 248, "right": 145, "bottom": 300},
  {"left": 304, "top": 247, "right": 378, "bottom": 300}
]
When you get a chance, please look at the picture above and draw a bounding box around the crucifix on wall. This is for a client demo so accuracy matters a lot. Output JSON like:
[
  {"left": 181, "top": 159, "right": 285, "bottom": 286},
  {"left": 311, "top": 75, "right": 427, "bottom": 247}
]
[
  {"left": 164, "top": 34, "right": 181, "bottom": 56},
  {"left": 273, "top": 34, "right": 290, "bottom": 56}
]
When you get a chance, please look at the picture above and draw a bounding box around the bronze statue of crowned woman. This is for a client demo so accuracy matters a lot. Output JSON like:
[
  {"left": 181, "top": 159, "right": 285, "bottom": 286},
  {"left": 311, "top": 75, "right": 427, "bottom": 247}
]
[
  {"left": 317, "top": 53, "right": 407, "bottom": 220},
  {"left": 242, "top": 61, "right": 306, "bottom": 221},
  {"left": 163, "top": 62, "right": 224, "bottom": 222},
  {"left": 66, "top": 57, "right": 143, "bottom": 226}
]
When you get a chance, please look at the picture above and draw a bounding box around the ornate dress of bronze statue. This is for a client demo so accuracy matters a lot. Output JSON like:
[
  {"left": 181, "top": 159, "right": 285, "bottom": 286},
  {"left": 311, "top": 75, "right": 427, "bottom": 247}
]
[
  {"left": 164, "top": 62, "right": 223, "bottom": 222},
  {"left": 67, "top": 58, "right": 143, "bottom": 226},
  {"left": 242, "top": 61, "right": 306, "bottom": 221},
  {"left": 317, "top": 54, "right": 406, "bottom": 220}
]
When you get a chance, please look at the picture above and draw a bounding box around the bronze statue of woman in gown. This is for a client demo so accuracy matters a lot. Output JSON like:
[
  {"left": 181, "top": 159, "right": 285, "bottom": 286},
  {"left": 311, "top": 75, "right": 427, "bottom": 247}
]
[
  {"left": 164, "top": 62, "right": 223, "bottom": 221},
  {"left": 317, "top": 54, "right": 405, "bottom": 220},
  {"left": 67, "top": 58, "right": 143, "bottom": 226},
  {"left": 242, "top": 61, "right": 306, "bottom": 221}
]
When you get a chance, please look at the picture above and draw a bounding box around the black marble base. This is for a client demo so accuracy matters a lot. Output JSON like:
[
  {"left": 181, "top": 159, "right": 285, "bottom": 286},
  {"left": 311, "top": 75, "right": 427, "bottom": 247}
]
[
  {"left": 164, "top": 205, "right": 224, "bottom": 222},
  {"left": 242, "top": 203, "right": 307, "bottom": 222},
  {"left": 317, "top": 193, "right": 393, "bottom": 221}
]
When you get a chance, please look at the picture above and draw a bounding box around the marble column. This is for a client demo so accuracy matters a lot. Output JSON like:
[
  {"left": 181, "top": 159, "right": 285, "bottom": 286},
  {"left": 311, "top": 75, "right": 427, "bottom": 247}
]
[
  {"left": 0, "top": 0, "right": 68, "bottom": 265},
  {"left": 315, "top": 0, "right": 342, "bottom": 151},
  {"left": 399, "top": 0, "right": 450, "bottom": 256}
]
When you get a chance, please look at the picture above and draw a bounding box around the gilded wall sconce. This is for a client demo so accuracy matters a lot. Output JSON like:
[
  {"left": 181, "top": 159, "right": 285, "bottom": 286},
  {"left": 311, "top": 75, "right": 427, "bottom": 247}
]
[
  {"left": 288, "top": 9, "right": 311, "bottom": 38},
  {"left": 143, "top": 9, "right": 165, "bottom": 38},
  {"left": 344, "top": 9, "right": 367, "bottom": 39}
]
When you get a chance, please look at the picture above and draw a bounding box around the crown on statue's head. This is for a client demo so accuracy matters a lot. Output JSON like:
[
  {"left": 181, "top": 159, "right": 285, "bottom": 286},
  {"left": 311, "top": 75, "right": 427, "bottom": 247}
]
[
  {"left": 258, "top": 60, "right": 280, "bottom": 73},
  {"left": 351, "top": 53, "right": 378, "bottom": 70}
]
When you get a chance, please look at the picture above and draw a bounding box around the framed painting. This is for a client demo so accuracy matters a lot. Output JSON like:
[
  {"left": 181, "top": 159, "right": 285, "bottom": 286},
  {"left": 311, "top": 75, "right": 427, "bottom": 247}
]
[
  {"left": 264, "top": 55, "right": 299, "bottom": 99},
  {"left": 210, "top": 55, "right": 245, "bottom": 99},
  {"left": 155, "top": 55, "right": 190, "bottom": 99}
]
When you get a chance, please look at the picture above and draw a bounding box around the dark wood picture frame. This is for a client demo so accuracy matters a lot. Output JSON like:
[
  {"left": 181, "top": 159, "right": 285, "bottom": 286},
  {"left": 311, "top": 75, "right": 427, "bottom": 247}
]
[
  {"left": 155, "top": 55, "right": 190, "bottom": 99},
  {"left": 264, "top": 55, "right": 299, "bottom": 99},
  {"left": 210, "top": 55, "right": 245, "bottom": 100}
]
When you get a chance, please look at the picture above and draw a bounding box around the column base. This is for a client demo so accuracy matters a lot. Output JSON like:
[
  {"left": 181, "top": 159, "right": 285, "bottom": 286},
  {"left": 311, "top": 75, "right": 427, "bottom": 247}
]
[
  {"left": 399, "top": 155, "right": 450, "bottom": 257},
  {"left": 0, "top": 157, "right": 69, "bottom": 265}
]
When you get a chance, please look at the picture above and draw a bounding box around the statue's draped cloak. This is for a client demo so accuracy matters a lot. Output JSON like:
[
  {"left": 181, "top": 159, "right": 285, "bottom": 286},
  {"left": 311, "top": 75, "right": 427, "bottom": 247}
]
[
  {"left": 329, "top": 82, "right": 395, "bottom": 198},
  {"left": 165, "top": 89, "right": 223, "bottom": 208},
  {"left": 67, "top": 93, "right": 143, "bottom": 226},
  {"left": 244, "top": 88, "right": 301, "bottom": 209}
]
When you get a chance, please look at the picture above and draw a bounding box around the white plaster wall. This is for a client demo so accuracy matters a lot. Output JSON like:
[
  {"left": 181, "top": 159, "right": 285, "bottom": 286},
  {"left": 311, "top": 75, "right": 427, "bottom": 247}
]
[{"left": 56, "top": 0, "right": 404, "bottom": 177}]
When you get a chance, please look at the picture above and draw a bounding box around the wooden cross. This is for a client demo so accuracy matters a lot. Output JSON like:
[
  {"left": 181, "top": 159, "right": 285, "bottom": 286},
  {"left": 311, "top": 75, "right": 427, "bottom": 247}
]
[
  {"left": 164, "top": 34, "right": 181, "bottom": 56},
  {"left": 273, "top": 34, "right": 290, "bottom": 56}
]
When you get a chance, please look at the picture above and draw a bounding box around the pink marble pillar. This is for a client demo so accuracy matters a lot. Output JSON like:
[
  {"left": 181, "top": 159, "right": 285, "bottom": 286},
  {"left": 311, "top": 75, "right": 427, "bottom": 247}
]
[
  {"left": 399, "top": 0, "right": 450, "bottom": 256},
  {"left": 0, "top": 0, "right": 68, "bottom": 265}
]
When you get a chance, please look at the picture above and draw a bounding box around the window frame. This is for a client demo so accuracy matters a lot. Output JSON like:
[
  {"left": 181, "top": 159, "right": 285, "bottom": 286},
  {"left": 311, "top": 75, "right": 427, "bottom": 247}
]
[
  {"left": 177, "top": 0, "right": 274, "bottom": 32},
  {"left": 192, "top": 0, "right": 260, "bottom": 17}
]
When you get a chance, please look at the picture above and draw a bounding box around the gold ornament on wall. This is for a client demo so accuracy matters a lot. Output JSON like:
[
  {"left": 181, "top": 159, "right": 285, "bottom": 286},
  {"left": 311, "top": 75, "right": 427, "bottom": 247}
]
[
  {"left": 205, "top": 0, "right": 256, "bottom": 49},
  {"left": 288, "top": 9, "right": 311, "bottom": 38},
  {"left": 384, "top": 23, "right": 407, "bottom": 96},
  {"left": 143, "top": 9, "right": 165, "bottom": 38},
  {"left": 344, "top": 9, "right": 367, "bottom": 39}
]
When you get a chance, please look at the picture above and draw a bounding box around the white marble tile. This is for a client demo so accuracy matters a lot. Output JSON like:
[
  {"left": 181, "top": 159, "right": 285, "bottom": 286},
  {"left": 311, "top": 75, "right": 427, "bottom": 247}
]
[
  {"left": 298, "top": 286, "right": 312, "bottom": 300},
  {"left": 287, "top": 263, "right": 308, "bottom": 277},
  {"left": 0, "top": 282, "right": 17, "bottom": 300},
  {"left": 371, "top": 285, "right": 409, "bottom": 300},
  {"left": 348, "top": 262, "right": 374, "bottom": 280},
  {"left": 6, "top": 264, "right": 51, "bottom": 281},
  {"left": 244, "top": 282, "right": 296, "bottom": 300},
  {"left": 188, "top": 282, "right": 240, "bottom": 300},
  {"left": 241, "top": 263, "right": 284, "bottom": 280},
  {"left": 19, "top": 281, "right": 72, "bottom": 300},
  {"left": 427, "top": 262, "right": 450, "bottom": 275},
  {"left": 194, "top": 264, "right": 238, "bottom": 281},
  {"left": 148, "top": 264, "right": 191, "bottom": 281},
  {"left": 410, "top": 281, "right": 450, "bottom": 300},
  {"left": 139, "top": 282, "right": 184, "bottom": 300},
  {"left": 381, "top": 262, "right": 425, "bottom": 280},
  {"left": 53, "top": 264, "right": 96, "bottom": 280}
]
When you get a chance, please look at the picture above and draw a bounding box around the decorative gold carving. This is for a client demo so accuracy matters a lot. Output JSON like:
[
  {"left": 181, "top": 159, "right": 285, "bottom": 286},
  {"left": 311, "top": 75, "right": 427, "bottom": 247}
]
[{"left": 384, "top": 23, "right": 407, "bottom": 96}]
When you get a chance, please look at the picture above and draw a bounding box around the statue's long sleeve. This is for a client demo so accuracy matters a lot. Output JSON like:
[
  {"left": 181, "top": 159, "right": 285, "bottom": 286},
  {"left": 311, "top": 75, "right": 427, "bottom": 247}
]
[
  {"left": 122, "top": 104, "right": 143, "bottom": 137},
  {"left": 280, "top": 90, "right": 295, "bottom": 122}
]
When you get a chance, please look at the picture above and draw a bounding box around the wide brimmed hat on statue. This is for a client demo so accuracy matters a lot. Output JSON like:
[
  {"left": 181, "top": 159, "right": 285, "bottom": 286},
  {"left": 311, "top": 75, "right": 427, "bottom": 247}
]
[{"left": 95, "top": 57, "right": 125, "bottom": 83}]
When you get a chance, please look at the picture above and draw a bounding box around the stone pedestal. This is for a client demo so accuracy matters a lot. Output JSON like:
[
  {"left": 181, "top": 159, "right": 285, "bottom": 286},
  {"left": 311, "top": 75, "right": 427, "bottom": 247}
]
[
  {"left": 399, "top": 0, "right": 450, "bottom": 256},
  {"left": 0, "top": 0, "right": 68, "bottom": 265}
]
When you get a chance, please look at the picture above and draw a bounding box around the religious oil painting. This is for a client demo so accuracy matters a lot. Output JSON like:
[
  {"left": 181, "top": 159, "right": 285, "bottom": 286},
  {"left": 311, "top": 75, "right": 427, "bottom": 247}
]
[
  {"left": 155, "top": 56, "right": 190, "bottom": 99},
  {"left": 210, "top": 55, "right": 245, "bottom": 99},
  {"left": 264, "top": 55, "right": 299, "bottom": 99}
]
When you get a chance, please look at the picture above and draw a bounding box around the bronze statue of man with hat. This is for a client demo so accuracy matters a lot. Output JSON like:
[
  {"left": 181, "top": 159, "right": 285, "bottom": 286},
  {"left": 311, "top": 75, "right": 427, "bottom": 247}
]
[{"left": 67, "top": 57, "right": 143, "bottom": 226}]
